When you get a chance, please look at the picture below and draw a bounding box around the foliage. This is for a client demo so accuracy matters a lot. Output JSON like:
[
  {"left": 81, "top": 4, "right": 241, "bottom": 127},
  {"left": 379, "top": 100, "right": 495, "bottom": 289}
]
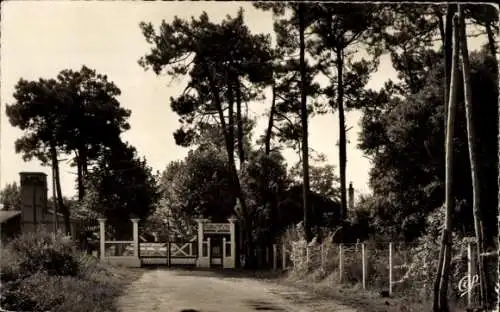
[
  {"left": 0, "top": 231, "right": 135, "bottom": 312},
  {"left": 145, "top": 141, "right": 235, "bottom": 241},
  {"left": 0, "top": 182, "right": 21, "bottom": 211},
  {"left": 80, "top": 140, "right": 160, "bottom": 238},
  {"left": 139, "top": 9, "right": 273, "bottom": 150},
  {"left": 358, "top": 50, "right": 498, "bottom": 242},
  {"left": 5, "top": 66, "right": 131, "bottom": 201},
  {"left": 288, "top": 153, "right": 340, "bottom": 201},
  {"left": 239, "top": 149, "right": 289, "bottom": 243},
  {"left": 1, "top": 230, "right": 79, "bottom": 280}
]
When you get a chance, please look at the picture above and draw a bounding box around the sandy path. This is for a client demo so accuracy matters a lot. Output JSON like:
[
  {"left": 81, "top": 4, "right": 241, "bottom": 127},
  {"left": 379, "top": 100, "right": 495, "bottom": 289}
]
[{"left": 117, "top": 268, "right": 357, "bottom": 312}]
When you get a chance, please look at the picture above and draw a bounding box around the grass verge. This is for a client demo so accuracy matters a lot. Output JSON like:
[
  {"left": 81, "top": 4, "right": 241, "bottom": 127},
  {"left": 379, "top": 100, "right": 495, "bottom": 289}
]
[{"left": 0, "top": 231, "right": 143, "bottom": 312}]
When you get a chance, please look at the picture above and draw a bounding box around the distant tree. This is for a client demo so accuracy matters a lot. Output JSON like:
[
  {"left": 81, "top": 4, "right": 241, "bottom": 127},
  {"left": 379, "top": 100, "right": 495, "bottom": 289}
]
[
  {"left": 6, "top": 67, "right": 131, "bottom": 234},
  {"left": 289, "top": 153, "right": 340, "bottom": 201},
  {"left": 254, "top": 2, "right": 321, "bottom": 241},
  {"left": 310, "top": 3, "right": 386, "bottom": 222},
  {"left": 55, "top": 66, "right": 131, "bottom": 201},
  {"left": 81, "top": 140, "right": 160, "bottom": 239},
  {"left": 0, "top": 183, "right": 21, "bottom": 211},
  {"left": 239, "top": 149, "right": 289, "bottom": 247},
  {"left": 6, "top": 78, "right": 72, "bottom": 233},
  {"left": 139, "top": 8, "right": 274, "bottom": 267}
]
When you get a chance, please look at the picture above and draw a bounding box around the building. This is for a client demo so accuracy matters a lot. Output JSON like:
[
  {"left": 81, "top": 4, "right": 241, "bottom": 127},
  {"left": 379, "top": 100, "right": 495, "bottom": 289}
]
[{"left": 0, "top": 172, "right": 78, "bottom": 244}]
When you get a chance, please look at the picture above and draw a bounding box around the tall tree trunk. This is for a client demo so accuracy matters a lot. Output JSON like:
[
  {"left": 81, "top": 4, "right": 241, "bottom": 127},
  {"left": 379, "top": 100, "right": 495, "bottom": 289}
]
[
  {"left": 205, "top": 62, "right": 254, "bottom": 268},
  {"left": 443, "top": 4, "right": 456, "bottom": 128},
  {"left": 50, "top": 144, "right": 71, "bottom": 235},
  {"left": 336, "top": 47, "right": 348, "bottom": 222},
  {"left": 485, "top": 23, "right": 497, "bottom": 59},
  {"left": 264, "top": 83, "right": 278, "bottom": 249},
  {"left": 235, "top": 77, "right": 245, "bottom": 165},
  {"left": 264, "top": 83, "right": 276, "bottom": 155},
  {"left": 298, "top": 3, "right": 312, "bottom": 242},
  {"left": 227, "top": 75, "right": 235, "bottom": 162},
  {"left": 458, "top": 6, "right": 489, "bottom": 307},
  {"left": 433, "top": 13, "right": 460, "bottom": 312},
  {"left": 51, "top": 165, "right": 58, "bottom": 232},
  {"left": 76, "top": 149, "right": 87, "bottom": 201}
]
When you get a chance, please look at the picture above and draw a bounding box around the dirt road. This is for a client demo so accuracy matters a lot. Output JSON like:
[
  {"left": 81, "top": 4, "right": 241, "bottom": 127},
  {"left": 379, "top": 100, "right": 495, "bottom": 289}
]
[{"left": 117, "top": 268, "right": 357, "bottom": 312}]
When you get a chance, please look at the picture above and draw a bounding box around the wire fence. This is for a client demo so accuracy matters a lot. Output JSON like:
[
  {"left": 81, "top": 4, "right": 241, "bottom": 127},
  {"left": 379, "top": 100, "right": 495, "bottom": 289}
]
[{"left": 273, "top": 239, "right": 496, "bottom": 307}]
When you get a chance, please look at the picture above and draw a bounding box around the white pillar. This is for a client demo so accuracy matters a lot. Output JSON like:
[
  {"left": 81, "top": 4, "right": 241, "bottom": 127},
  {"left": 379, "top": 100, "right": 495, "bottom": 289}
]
[
  {"left": 228, "top": 217, "right": 237, "bottom": 268},
  {"left": 196, "top": 219, "right": 205, "bottom": 262},
  {"left": 207, "top": 237, "right": 211, "bottom": 261},
  {"left": 98, "top": 218, "right": 106, "bottom": 260},
  {"left": 131, "top": 219, "right": 140, "bottom": 257}
]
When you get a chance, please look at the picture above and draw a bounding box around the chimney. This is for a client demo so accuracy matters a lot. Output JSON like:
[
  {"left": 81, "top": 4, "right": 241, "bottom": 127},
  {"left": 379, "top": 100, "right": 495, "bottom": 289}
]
[
  {"left": 348, "top": 182, "right": 354, "bottom": 211},
  {"left": 20, "top": 172, "right": 48, "bottom": 232}
]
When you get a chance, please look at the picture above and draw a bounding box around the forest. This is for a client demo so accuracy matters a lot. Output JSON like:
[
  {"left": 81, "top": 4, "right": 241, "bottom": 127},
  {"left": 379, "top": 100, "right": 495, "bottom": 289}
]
[{"left": 2, "top": 3, "right": 498, "bottom": 311}]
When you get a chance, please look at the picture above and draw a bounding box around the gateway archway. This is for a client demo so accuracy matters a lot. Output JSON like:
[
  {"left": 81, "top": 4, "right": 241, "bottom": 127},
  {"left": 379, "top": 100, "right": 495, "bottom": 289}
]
[{"left": 196, "top": 217, "right": 237, "bottom": 269}]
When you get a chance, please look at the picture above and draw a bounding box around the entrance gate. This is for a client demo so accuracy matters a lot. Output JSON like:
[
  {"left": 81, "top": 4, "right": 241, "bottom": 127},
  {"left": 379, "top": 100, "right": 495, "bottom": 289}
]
[
  {"left": 139, "top": 237, "right": 198, "bottom": 266},
  {"left": 138, "top": 217, "right": 238, "bottom": 269},
  {"left": 196, "top": 218, "right": 237, "bottom": 269}
]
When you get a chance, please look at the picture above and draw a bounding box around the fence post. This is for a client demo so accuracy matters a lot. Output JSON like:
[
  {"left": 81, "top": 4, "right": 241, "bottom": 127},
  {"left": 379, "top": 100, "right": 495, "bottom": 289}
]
[
  {"left": 273, "top": 244, "right": 277, "bottom": 271},
  {"left": 467, "top": 242, "right": 477, "bottom": 306},
  {"left": 361, "top": 243, "right": 366, "bottom": 289},
  {"left": 389, "top": 242, "right": 393, "bottom": 297},
  {"left": 98, "top": 218, "right": 106, "bottom": 260},
  {"left": 282, "top": 242, "right": 286, "bottom": 270},
  {"left": 339, "top": 243, "right": 344, "bottom": 283}
]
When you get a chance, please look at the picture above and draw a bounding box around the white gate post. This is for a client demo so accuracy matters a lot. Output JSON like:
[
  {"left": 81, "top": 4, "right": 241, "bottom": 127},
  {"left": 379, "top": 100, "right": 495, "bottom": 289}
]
[
  {"left": 222, "top": 237, "right": 227, "bottom": 268},
  {"left": 207, "top": 237, "right": 211, "bottom": 261},
  {"left": 228, "top": 217, "right": 237, "bottom": 268},
  {"left": 98, "top": 218, "right": 106, "bottom": 260},
  {"left": 131, "top": 219, "right": 140, "bottom": 257},
  {"left": 389, "top": 242, "right": 393, "bottom": 297}
]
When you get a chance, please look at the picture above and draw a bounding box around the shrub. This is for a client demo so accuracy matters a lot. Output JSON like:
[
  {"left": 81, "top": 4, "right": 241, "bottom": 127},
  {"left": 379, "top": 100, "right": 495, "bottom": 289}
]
[
  {"left": 0, "top": 230, "right": 134, "bottom": 312},
  {"left": 4, "top": 230, "right": 79, "bottom": 278}
]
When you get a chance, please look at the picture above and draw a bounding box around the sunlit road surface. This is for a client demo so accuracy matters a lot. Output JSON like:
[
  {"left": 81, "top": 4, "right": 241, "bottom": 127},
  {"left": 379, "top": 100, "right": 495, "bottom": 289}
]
[{"left": 117, "top": 268, "right": 357, "bottom": 312}]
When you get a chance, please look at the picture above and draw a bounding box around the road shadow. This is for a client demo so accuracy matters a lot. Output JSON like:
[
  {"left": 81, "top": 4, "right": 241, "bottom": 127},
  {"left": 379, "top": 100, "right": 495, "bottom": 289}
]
[{"left": 139, "top": 265, "right": 287, "bottom": 280}]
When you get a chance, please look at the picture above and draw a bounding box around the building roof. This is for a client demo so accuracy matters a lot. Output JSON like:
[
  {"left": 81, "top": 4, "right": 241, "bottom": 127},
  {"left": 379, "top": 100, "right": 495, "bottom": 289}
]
[{"left": 0, "top": 210, "right": 21, "bottom": 223}]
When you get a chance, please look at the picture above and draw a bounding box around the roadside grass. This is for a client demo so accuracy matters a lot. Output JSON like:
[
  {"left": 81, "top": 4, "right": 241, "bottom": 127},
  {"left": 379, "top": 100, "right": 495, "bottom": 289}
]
[
  {"left": 263, "top": 269, "right": 468, "bottom": 312},
  {"left": 0, "top": 230, "right": 143, "bottom": 312}
]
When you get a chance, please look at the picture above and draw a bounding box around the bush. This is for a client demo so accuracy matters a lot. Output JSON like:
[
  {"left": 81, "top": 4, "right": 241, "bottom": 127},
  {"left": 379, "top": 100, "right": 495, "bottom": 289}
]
[
  {"left": 4, "top": 230, "right": 79, "bottom": 278},
  {"left": 0, "top": 230, "right": 134, "bottom": 312}
]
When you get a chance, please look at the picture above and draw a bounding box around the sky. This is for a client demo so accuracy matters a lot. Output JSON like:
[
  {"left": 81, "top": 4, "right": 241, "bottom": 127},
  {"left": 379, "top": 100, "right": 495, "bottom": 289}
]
[{"left": 0, "top": 2, "right": 487, "bottom": 201}]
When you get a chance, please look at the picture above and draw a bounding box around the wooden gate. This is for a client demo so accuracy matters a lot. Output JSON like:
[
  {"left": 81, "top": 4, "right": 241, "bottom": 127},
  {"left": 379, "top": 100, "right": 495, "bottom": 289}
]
[{"left": 140, "top": 237, "right": 198, "bottom": 266}]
